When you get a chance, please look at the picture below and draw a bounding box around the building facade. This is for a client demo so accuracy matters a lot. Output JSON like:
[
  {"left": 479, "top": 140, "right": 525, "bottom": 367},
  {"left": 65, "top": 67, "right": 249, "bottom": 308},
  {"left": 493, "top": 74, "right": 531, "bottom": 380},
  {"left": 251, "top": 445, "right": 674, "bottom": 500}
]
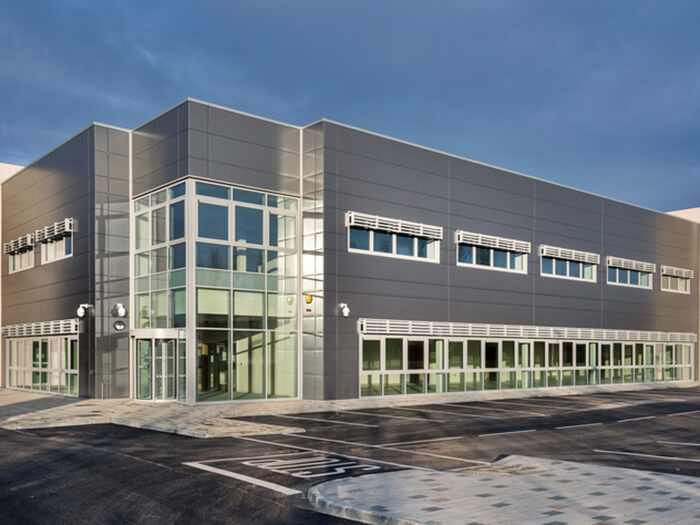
[{"left": 2, "top": 99, "right": 697, "bottom": 404}]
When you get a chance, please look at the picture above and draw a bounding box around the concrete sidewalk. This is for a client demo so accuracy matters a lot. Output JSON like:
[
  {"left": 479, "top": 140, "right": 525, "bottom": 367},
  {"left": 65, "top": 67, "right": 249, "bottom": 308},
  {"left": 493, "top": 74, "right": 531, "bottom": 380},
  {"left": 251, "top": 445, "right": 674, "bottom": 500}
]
[
  {"left": 0, "top": 382, "right": 697, "bottom": 438},
  {"left": 309, "top": 455, "right": 700, "bottom": 524}
]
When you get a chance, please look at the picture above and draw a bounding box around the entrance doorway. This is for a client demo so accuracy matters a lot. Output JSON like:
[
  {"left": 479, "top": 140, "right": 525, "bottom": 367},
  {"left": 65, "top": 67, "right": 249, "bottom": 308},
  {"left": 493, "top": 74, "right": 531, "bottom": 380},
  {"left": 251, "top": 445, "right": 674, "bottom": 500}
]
[{"left": 133, "top": 330, "right": 186, "bottom": 401}]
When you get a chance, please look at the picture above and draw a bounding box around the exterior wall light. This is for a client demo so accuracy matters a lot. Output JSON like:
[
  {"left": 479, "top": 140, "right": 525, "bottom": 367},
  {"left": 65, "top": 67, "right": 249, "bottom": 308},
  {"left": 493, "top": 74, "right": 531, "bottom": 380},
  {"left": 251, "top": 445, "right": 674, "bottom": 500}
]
[
  {"left": 76, "top": 303, "right": 93, "bottom": 318},
  {"left": 338, "top": 303, "right": 351, "bottom": 318},
  {"left": 112, "top": 303, "right": 128, "bottom": 318}
]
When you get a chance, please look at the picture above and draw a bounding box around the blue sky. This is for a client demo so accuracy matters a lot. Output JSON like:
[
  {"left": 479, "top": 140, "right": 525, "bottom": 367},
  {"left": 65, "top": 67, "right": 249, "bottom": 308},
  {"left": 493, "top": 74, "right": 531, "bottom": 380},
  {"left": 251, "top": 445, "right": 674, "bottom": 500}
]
[{"left": 1, "top": 1, "right": 699, "bottom": 211}]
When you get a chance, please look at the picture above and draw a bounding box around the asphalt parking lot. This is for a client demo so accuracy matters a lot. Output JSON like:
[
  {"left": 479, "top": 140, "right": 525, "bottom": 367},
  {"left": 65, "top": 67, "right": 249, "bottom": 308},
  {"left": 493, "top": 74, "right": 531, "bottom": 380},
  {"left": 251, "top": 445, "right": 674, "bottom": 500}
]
[{"left": 1, "top": 387, "right": 699, "bottom": 523}]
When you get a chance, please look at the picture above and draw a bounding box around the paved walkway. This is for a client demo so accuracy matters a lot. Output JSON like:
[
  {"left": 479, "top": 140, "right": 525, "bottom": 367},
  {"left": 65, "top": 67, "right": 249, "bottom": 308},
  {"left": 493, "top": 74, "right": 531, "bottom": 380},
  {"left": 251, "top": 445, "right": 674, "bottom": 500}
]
[
  {"left": 0, "top": 382, "right": 696, "bottom": 438},
  {"left": 309, "top": 455, "right": 700, "bottom": 524}
]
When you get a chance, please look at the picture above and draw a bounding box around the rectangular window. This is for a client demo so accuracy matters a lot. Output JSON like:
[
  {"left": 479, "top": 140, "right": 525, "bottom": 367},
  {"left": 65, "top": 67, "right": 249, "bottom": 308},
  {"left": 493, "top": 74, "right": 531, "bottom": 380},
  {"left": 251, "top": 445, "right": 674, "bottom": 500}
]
[
  {"left": 170, "top": 201, "right": 185, "bottom": 240},
  {"left": 346, "top": 211, "right": 441, "bottom": 263},
  {"left": 661, "top": 266, "right": 692, "bottom": 294},
  {"left": 235, "top": 207, "right": 264, "bottom": 245},
  {"left": 152, "top": 207, "right": 166, "bottom": 245},
  {"left": 458, "top": 244, "right": 527, "bottom": 273},
  {"left": 607, "top": 257, "right": 654, "bottom": 289},
  {"left": 41, "top": 235, "right": 73, "bottom": 265},
  {"left": 196, "top": 181, "right": 229, "bottom": 200},
  {"left": 197, "top": 288, "right": 230, "bottom": 328},
  {"left": 196, "top": 242, "right": 229, "bottom": 269},
  {"left": 198, "top": 202, "right": 228, "bottom": 240},
  {"left": 9, "top": 248, "right": 34, "bottom": 273},
  {"left": 540, "top": 245, "right": 598, "bottom": 282}
]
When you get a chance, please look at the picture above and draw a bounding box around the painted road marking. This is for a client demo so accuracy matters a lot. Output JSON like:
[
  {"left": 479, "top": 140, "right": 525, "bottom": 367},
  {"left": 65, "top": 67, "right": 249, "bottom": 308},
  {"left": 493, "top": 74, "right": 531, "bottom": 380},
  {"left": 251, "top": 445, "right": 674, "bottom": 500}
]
[
  {"left": 378, "top": 436, "right": 464, "bottom": 447},
  {"left": 237, "top": 435, "right": 433, "bottom": 471},
  {"left": 667, "top": 410, "right": 700, "bottom": 417},
  {"left": 390, "top": 406, "right": 501, "bottom": 419},
  {"left": 336, "top": 410, "right": 445, "bottom": 423},
  {"left": 183, "top": 461, "right": 301, "bottom": 496},
  {"left": 274, "top": 414, "right": 379, "bottom": 428},
  {"left": 657, "top": 440, "right": 700, "bottom": 447},
  {"left": 241, "top": 454, "right": 381, "bottom": 480},
  {"left": 617, "top": 416, "right": 657, "bottom": 423},
  {"left": 291, "top": 434, "right": 490, "bottom": 465},
  {"left": 440, "top": 402, "right": 546, "bottom": 417},
  {"left": 594, "top": 449, "right": 700, "bottom": 463},
  {"left": 556, "top": 422, "right": 603, "bottom": 430},
  {"left": 206, "top": 452, "right": 308, "bottom": 463},
  {"left": 478, "top": 429, "right": 537, "bottom": 438}
]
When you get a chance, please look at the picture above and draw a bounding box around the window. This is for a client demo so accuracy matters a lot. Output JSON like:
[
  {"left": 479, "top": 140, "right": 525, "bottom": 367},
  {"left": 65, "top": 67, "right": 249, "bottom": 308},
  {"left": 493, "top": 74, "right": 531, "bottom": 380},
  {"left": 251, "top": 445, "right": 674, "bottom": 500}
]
[
  {"left": 9, "top": 247, "right": 34, "bottom": 273},
  {"left": 345, "top": 211, "right": 442, "bottom": 263},
  {"left": 539, "top": 245, "right": 598, "bottom": 282},
  {"left": 661, "top": 265, "right": 693, "bottom": 294},
  {"left": 607, "top": 256, "right": 654, "bottom": 289},
  {"left": 456, "top": 231, "right": 529, "bottom": 274}
]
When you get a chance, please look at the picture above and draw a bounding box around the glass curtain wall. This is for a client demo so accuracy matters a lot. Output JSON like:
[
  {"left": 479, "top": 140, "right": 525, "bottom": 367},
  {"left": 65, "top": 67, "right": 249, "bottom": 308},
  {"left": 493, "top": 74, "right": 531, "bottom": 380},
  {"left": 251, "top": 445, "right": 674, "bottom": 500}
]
[
  {"left": 6, "top": 336, "right": 78, "bottom": 395},
  {"left": 360, "top": 336, "right": 694, "bottom": 397}
]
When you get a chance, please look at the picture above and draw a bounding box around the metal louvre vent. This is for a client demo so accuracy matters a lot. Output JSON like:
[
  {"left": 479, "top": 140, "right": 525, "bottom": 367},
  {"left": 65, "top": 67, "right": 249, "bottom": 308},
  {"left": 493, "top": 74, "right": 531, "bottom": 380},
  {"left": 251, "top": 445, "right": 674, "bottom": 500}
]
[
  {"left": 539, "top": 245, "right": 600, "bottom": 264},
  {"left": 607, "top": 256, "right": 656, "bottom": 273},
  {"left": 35, "top": 218, "right": 74, "bottom": 243},
  {"left": 661, "top": 265, "right": 694, "bottom": 279},
  {"left": 359, "top": 318, "right": 697, "bottom": 343},
  {"left": 2, "top": 318, "right": 79, "bottom": 337},
  {"left": 3, "top": 234, "right": 35, "bottom": 255},
  {"left": 345, "top": 211, "right": 443, "bottom": 240},
  {"left": 456, "top": 230, "right": 531, "bottom": 253}
]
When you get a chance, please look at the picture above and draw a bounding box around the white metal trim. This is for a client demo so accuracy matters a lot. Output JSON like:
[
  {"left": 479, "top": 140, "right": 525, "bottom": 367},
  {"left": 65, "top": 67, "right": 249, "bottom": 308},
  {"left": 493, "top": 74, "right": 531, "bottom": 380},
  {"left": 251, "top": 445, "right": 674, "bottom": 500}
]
[
  {"left": 3, "top": 233, "right": 34, "bottom": 255},
  {"left": 539, "top": 244, "right": 599, "bottom": 264},
  {"left": 456, "top": 230, "right": 530, "bottom": 253},
  {"left": 35, "top": 218, "right": 74, "bottom": 243},
  {"left": 607, "top": 256, "right": 656, "bottom": 273},
  {"left": 661, "top": 265, "right": 694, "bottom": 279},
  {"left": 345, "top": 211, "right": 443, "bottom": 240},
  {"left": 2, "top": 319, "right": 79, "bottom": 337},
  {"left": 358, "top": 318, "right": 697, "bottom": 343}
]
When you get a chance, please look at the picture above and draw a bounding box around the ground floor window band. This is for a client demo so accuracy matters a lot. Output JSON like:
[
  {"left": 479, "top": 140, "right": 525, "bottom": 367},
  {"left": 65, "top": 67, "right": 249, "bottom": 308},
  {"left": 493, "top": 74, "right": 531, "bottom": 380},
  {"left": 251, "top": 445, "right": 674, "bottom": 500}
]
[
  {"left": 6, "top": 336, "right": 78, "bottom": 395},
  {"left": 358, "top": 319, "right": 696, "bottom": 397}
]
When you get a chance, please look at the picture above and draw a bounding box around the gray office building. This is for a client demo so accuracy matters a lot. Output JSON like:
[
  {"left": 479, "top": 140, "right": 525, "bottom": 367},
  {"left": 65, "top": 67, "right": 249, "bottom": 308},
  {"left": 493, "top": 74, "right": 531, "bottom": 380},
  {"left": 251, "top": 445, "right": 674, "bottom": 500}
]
[{"left": 2, "top": 99, "right": 697, "bottom": 404}]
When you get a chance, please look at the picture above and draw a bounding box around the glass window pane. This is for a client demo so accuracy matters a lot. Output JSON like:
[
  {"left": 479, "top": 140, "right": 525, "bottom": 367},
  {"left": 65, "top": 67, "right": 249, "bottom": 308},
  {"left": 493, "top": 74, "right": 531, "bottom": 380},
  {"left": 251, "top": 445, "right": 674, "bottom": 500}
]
[
  {"left": 170, "top": 288, "right": 186, "bottom": 327},
  {"left": 618, "top": 269, "right": 628, "bottom": 284},
  {"left": 362, "top": 340, "right": 381, "bottom": 371},
  {"left": 151, "top": 190, "right": 166, "bottom": 206},
  {"left": 502, "top": 341, "right": 515, "bottom": 368},
  {"left": 152, "top": 207, "right": 166, "bottom": 245},
  {"left": 549, "top": 343, "right": 560, "bottom": 366},
  {"left": 396, "top": 234, "right": 415, "bottom": 256},
  {"left": 542, "top": 257, "right": 553, "bottom": 274},
  {"left": 234, "top": 273, "right": 266, "bottom": 290},
  {"left": 467, "top": 340, "right": 481, "bottom": 368},
  {"left": 170, "top": 201, "right": 185, "bottom": 240},
  {"left": 267, "top": 251, "right": 296, "bottom": 275},
  {"left": 267, "top": 332, "right": 297, "bottom": 398},
  {"left": 197, "top": 288, "right": 230, "bottom": 328},
  {"left": 197, "top": 330, "right": 229, "bottom": 401},
  {"left": 583, "top": 263, "right": 593, "bottom": 280},
  {"left": 484, "top": 342, "right": 498, "bottom": 368},
  {"left": 234, "top": 247, "right": 264, "bottom": 273},
  {"left": 386, "top": 339, "right": 403, "bottom": 370},
  {"left": 169, "top": 269, "right": 186, "bottom": 287},
  {"left": 267, "top": 293, "right": 296, "bottom": 330},
  {"left": 232, "top": 331, "right": 264, "bottom": 399},
  {"left": 448, "top": 342, "right": 463, "bottom": 368},
  {"left": 428, "top": 339, "right": 444, "bottom": 369},
  {"left": 373, "top": 231, "right": 393, "bottom": 253},
  {"left": 65, "top": 235, "right": 72, "bottom": 255},
  {"left": 608, "top": 267, "right": 617, "bottom": 283},
  {"left": 235, "top": 207, "right": 264, "bottom": 244},
  {"left": 136, "top": 214, "right": 148, "bottom": 249},
  {"left": 135, "top": 197, "right": 149, "bottom": 213},
  {"left": 169, "top": 182, "right": 185, "bottom": 199},
  {"left": 135, "top": 253, "right": 149, "bottom": 276},
  {"left": 640, "top": 272, "right": 650, "bottom": 287},
  {"left": 198, "top": 202, "right": 228, "bottom": 240},
  {"left": 151, "top": 247, "right": 167, "bottom": 273},
  {"left": 458, "top": 245, "right": 473, "bottom": 264},
  {"left": 197, "top": 269, "right": 231, "bottom": 287},
  {"left": 233, "top": 291, "right": 265, "bottom": 329},
  {"left": 555, "top": 259, "right": 567, "bottom": 276},
  {"left": 493, "top": 250, "right": 507, "bottom": 268},
  {"left": 151, "top": 291, "right": 168, "bottom": 328},
  {"left": 629, "top": 271, "right": 639, "bottom": 286},
  {"left": 169, "top": 243, "right": 186, "bottom": 269},
  {"left": 136, "top": 294, "right": 149, "bottom": 328},
  {"left": 151, "top": 273, "right": 167, "bottom": 290},
  {"left": 569, "top": 261, "right": 580, "bottom": 278},
  {"left": 196, "top": 242, "right": 230, "bottom": 269},
  {"left": 196, "top": 182, "right": 229, "bottom": 199},
  {"left": 418, "top": 238, "right": 437, "bottom": 259},
  {"left": 233, "top": 188, "right": 264, "bottom": 205},
  {"left": 269, "top": 214, "right": 296, "bottom": 249},
  {"left": 268, "top": 196, "right": 297, "bottom": 211},
  {"left": 476, "top": 247, "right": 490, "bottom": 266},
  {"left": 407, "top": 341, "right": 424, "bottom": 369},
  {"left": 349, "top": 227, "right": 370, "bottom": 250},
  {"left": 511, "top": 252, "right": 524, "bottom": 271}
]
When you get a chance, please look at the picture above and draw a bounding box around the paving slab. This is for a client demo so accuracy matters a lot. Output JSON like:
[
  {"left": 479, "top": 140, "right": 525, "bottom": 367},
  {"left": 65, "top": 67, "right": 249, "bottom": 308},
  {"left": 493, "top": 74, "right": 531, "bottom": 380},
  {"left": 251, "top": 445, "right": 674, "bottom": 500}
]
[{"left": 308, "top": 455, "right": 700, "bottom": 525}]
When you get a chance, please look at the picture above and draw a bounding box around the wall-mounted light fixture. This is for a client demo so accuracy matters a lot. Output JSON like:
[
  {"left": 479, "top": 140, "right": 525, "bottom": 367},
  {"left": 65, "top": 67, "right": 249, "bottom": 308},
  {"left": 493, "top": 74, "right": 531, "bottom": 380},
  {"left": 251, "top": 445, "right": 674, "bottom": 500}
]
[
  {"left": 338, "top": 303, "right": 350, "bottom": 318},
  {"left": 76, "top": 303, "right": 93, "bottom": 318}
]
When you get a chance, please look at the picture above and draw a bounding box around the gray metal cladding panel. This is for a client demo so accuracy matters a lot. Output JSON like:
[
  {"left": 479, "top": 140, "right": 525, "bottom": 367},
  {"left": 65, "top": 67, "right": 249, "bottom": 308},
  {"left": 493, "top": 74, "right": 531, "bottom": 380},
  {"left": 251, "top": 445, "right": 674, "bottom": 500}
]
[
  {"left": 333, "top": 253, "right": 448, "bottom": 287},
  {"left": 534, "top": 276, "right": 601, "bottom": 300},
  {"left": 534, "top": 180, "right": 602, "bottom": 213},
  {"left": 327, "top": 122, "right": 448, "bottom": 176},
  {"left": 449, "top": 179, "right": 533, "bottom": 217},
  {"left": 535, "top": 307, "right": 604, "bottom": 328},
  {"left": 450, "top": 302, "right": 534, "bottom": 325},
  {"left": 207, "top": 134, "right": 299, "bottom": 178},
  {"left": 534, "top": 199, "right": 603, "bottom": 233},
  {"left": 334, "top": 151, "right": 448, "bottom": 198},
  {"left": 206, "top": 161, "right": 300, "bottom": 195},
  {"left": 449, "top": 207, "right": 534, "bottom": 238},
  {"left": 449, "top": 157, "right": 534, "bottom": 197},
  {"left": 534, "top": 227, "right": 602, "bottom": 251}
]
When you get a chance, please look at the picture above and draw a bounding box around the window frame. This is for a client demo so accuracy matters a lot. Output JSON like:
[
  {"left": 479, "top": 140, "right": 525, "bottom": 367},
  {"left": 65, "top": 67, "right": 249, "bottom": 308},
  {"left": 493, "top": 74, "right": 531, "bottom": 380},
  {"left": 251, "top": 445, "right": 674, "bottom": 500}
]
[
  {"left": 660, "top": 272, "right": 691, "bottom": 295},
  {"left": 540, "top": 256, "right": 597, "bottom": 283},
  {"left": 40, "top": 233, "right": 73, "bottom": 265},
  {"left": 456, "top": 243, "right": 528, "bottom": 274},
  {"left": 9, "top": 247, "right": 35, "bottom": 274},
  {"left": 607, "top": 266, "right": 653, "bottom": 290},
  {"left": 347, "top": 227, "right": 440, "bottom": 264}
]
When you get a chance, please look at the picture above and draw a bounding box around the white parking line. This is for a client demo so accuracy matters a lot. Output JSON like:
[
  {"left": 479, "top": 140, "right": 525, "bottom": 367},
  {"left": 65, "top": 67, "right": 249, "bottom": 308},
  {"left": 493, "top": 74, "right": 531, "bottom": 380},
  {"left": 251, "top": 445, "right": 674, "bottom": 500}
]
[
  {"left": 183, "top": 461, "right": 302, "bottom": 495},
  {"left": 204, "top": 452, "right": 308, "bottom": 463},
  {"left": 657, "top": 440, "right": 700, "bottom": 447},
  {"left": 667, "top": 410, "right": 700, "bottom": 417},
  {"left": 390, "top": 406, "right": 501, "bottom": 419},
  {"left": 274, "top": 414, "right": 378, "bottom": 428},
  {"left": 594, "top": 449, "right": 700, "bottom": 463},
  {"left": 617, "top": 416, "right": 656, "bottom": 423},
  {"left": 439, "top": 403, "right": 546, "bottom": 417},
  {"left": 291, "top": 434, "right": 490, "bottom": 465},
  {"left": 556, "top": 422, "right": 603, "bottom": 430},
  {"left": 336, "top": 410, "right": 445, "bottom": 423},
  {"left": 378, "top": 436, "right": 463, "bottom": 447},
  {"left": 478, "top": 429, "right": 536, "bottom": 437}
]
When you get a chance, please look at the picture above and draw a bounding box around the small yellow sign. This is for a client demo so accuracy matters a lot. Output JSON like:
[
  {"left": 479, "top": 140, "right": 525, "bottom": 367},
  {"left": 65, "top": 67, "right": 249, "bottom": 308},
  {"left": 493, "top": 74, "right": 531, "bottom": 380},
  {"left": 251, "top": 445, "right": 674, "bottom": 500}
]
[{"left": 304, "top": 294, "right": 313, "bottom": 304}]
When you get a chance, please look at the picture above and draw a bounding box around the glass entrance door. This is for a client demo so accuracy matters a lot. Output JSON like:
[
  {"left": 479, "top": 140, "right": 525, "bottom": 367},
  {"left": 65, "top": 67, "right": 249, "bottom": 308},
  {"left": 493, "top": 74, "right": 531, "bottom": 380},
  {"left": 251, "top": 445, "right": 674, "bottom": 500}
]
[{"left": 135, "top": 334, "right": 183, "bottom": 401}]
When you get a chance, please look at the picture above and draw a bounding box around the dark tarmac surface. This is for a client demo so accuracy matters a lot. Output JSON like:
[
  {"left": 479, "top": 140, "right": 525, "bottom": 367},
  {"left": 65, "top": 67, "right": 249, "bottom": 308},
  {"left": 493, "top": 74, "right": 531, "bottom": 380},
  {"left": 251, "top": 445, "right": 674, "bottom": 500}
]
[{"left": 1, "top": 387, "right": 699, "bottom": 524}]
